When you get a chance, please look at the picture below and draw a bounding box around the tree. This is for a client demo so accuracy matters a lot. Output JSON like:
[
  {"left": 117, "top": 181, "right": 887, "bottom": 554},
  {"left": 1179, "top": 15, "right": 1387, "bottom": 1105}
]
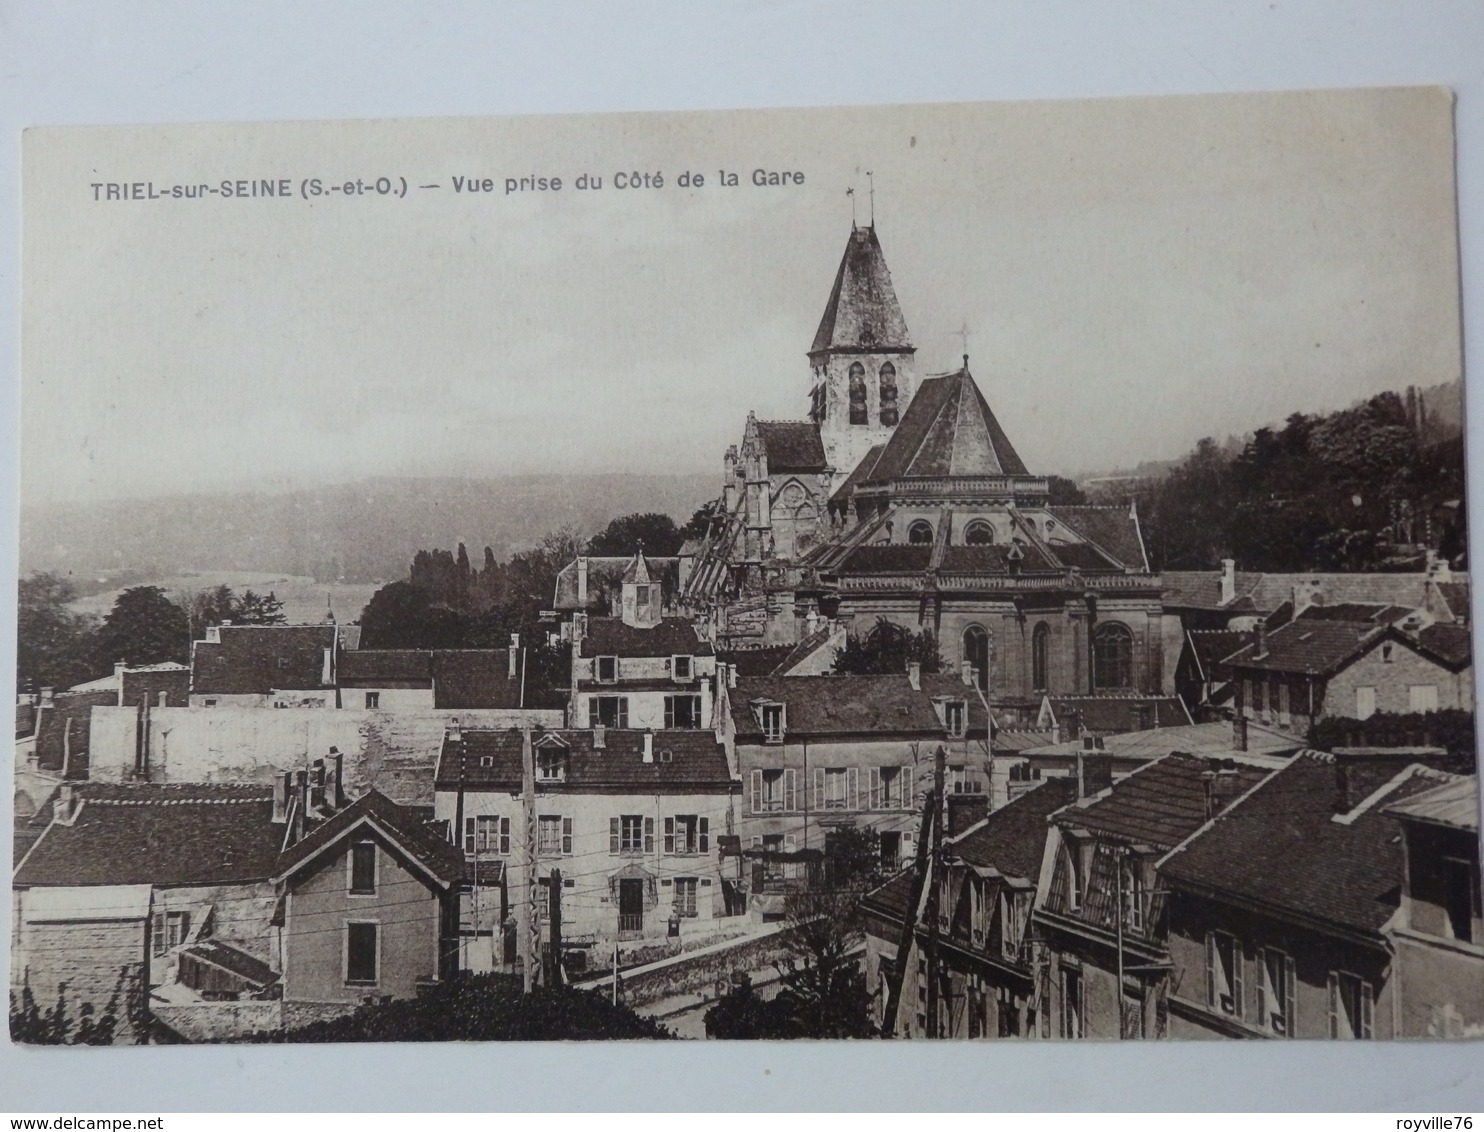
[
  {"left": 679, "top": 501, "right": 719, "bottom": 543},
  {"left": 1046, "top": 475, "right": 1087, "bottom": 506},
  {"left": 586, "top": 512, "right": 683, "bottom": 557},
  {"left": 358, "top": 581, "right": 465, "bottom": 649},
  {"left": 185, "top": 585, "right": 286, "bottom": 639},
  {"left": 16, "top": 572, "right": 102, "bottom": 692},
  {"left": 236, "top": 589, "right": 286, "bottom": 625},
  {"left": 242, "top": 973, "right": 672, "bottom": 1042},
  {"left": 834, "top": 618, "right": 943, "bottom": 676},
  {"left": 10, "top": 967, "right": 145, "bottom": 1045},
  {"left": 95, "top": 586, "right": 190, "bottom": 667}
]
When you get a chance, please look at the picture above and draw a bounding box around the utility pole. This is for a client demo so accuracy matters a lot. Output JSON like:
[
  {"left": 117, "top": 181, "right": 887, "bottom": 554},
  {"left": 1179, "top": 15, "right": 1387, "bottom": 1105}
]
[
  {"left": 881, "top": 789, "right": 936, "bottom": 1037},
  {"left": 520, "top": 727, "right": 537, "bottom": 992},
  {"left": 612, "top": 941, "right": 620, "bottom": 1006},
  {"left": 548, "top": 867, "right": 563, "bottom": 987},
  {"left": 1116, "top": 846, "right": 1125, "bottom": 1041},
  {"left": 923, "top": 743, "right": 946, "bottom": 1037}
]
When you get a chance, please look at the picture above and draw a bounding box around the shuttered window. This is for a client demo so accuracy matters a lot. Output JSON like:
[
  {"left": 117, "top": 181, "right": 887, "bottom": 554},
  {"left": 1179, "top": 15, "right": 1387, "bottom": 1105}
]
[
  {"left": 350, "top": 842, "right": 377, "bottom": 895},
  {"left": 345, "top": 922, "right": 378, "bottom": 985}
]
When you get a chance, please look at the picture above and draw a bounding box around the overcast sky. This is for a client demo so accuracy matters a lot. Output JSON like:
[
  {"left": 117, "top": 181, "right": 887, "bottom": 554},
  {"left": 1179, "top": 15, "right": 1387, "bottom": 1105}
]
[{"left": 21, "top": 86, "right": 1461, "bottom": 506}]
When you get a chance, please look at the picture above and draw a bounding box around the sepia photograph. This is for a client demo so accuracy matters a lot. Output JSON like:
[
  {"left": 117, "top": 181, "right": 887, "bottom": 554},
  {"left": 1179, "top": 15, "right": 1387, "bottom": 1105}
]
[{"left": 11, "top": 85, "right": 1481, "bottom": 1050}]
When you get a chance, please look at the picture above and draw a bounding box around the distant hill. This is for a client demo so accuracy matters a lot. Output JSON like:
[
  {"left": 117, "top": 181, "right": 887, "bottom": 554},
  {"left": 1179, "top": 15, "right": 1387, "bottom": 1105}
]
[{"left": 21, "top": 474, "right": 715, "bottom": 583}]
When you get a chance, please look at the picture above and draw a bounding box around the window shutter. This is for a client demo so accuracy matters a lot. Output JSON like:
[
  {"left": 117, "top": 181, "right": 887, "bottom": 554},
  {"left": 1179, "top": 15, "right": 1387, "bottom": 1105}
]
[
  {"left": 610, "top": 817, "right": 620, "bottom": 855},
  {"left": 1283, "top": 955, "right": 1296, "bottom": 1037},
  {"left": 562, "top": 817, "right": 573, "bottom": 855},
  {"left": 1360, "top": 983, "right": 1374, "bottom": 1039},
  {"left": 848, "top": 767, "right": 860, "bottom": 810},
  {"left": 1255, "top": 948, "right": 1268, "bottom": 1028},
  {"left": 784, "top": 834, "right": 796, "bottom": 851},
  {"left": 464, "top": 817, "right": 475, "bottom": 854},
  {"left": 644, "top": 816, "right": 654, "bottom": 854},
  {"left": 1206, "top": 933, "right": 1216, "bottom": 1008},
  {"left": 663, "top": 816, "right": 675, "bottom": 854},
  {"left": 751, "top": 769, "right": 763, "bottom": 813},
  {"left": 1327, "top": 973, "right": 1339, "bottom": 1038},
  {"left": 588, "top": 700, "right": 600, "bottom": 727},
  {"left": 785, "top": 768, "right": 798, "bottom": 812},
  {"left": 1231, "top": 941, "right": 1244, "bottom": 1020},
  {"left": 903, "top": 767, "right": 914, "bottom": 809},
  {"left": 699, "top": 817, "right": 709, "bottom": 854},
  {"left": 813, "top": 768, "right": 825, "bottom": 811},
  {"left": 869, "top": 767, "right": 881, "bottom": 810}
]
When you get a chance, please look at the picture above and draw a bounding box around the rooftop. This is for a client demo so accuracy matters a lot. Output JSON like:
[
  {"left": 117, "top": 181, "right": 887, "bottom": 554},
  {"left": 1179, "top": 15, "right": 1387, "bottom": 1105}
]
[
  {"left": 1024, "top": 719, "right": 1301, "bottom": 762},
  {"left": 191, "top": 624, "right": 337, "bottom": 695},
  {"left": 755, "top": 421, "right": 828, "bottom": 474},
  {"left": 810, "top": 224, "right": 913, "bottom": 356},
  {"left": 730, "top": 674, "right": 946, "bottom": 738},
  {"left": 860, "top": 367, "right": 1031, "bottom": 483},
  {"left": 948, "top": 777, "right": 1080, "bottom": 883},
  {"left": 578, "top": 616, "right": 712, "bottom": 659},
  {"left": 1383, "top": 774, "right": 1480, "bottom": 833},
  {"left": 277, "top": 789, "right": 466, "bottom": 888},
  {"left": 434, "top": 729, "right": 734, "bottom": 793}
]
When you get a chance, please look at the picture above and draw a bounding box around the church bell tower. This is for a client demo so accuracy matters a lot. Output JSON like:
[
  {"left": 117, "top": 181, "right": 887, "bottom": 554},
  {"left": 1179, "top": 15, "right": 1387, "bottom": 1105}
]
[{"left": 808, "top": 223, "right": 916, "bottom": 487}]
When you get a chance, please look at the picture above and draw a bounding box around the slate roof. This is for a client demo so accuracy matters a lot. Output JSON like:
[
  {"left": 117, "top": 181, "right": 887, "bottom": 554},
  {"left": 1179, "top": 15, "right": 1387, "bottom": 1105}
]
[
  {"left": 277, "top": 789, "right": 466, "bottom": 887},
  {"left": 1046, "top": 506, "right": 1149, "bottom": 572},
  {"left": 578, "top": 616, "right": 712, "bottom": 659},
  {"left": 810, "top": 224, "right": 913, "bottom": 355},
  {"left": 1294, "top": 602, "right": 1412, "bottom": 625},
  {"left": 1435, "top": 581, "right": 1471, "bottom": 623},
  {"left": 756, "top": 421, "right": 828, "bottom": 474},
  {"left": 918, "top": 673, "right": 991, "bottom": 735},
  {"left": 1159, "top": 752, "right": 1446, "bottom": 938},
  {"left": 1416, "top": 623, "right": 1472, "bottom": 668},
  {"left": 838, "top": 545, "right": 932, "bottom": 573},
  {"left": 861, "top": 369, "right": 1031, "bottom": 482},
  {"left": 730, "top": 675, "right": 946, "bottom": 739},
  {"left": 1383, "top": 774, "right": 1480, "bottom": 832},
  {"left": 1045, "top": 694, "right": 1191, "bottom": 734},
  {"left": 34, "top": 690, "right": 117, "bottom": 776},
  {"left": 1223, "top": 618, "right": 1383, "bottom": 676},
  {"left": 13, "top": 784, "right": 283, "bottom": 888},
  {"left": 1162, "top": 570, "right": 1469, "bottom": 615},
  {"left": 433, "top": 729, "right": 734, "bottom": 793},
  {"left": 432, "top": 650, "right": 524, "bottom": 708},
  {"left": 1056, "top": 752, "right": 1272, "bottom": 850},
  {"left": 938, "top": 543, "right": 1061, "bottom": 574},
  {"left": 119, "top": 665, "right": 191, "bottom": 708},
  {"left": 338, "top": 649, "right": 433, "bottom": 682},
  {"left": 860, "top": 868, "right": 918, "bottom": 924},
  {"left": 191, "top": 624, "right": 337, "bottom": 695},
  {"left": 552, "top": 557, "right": 681, "bottom": 612},
  {"left": 716, "top": 646, "right": 796, "bottom": 677},
  {"left": 16, "top": 701, "right": 36, "bottom": 739},
  {"left": 948, "top": 777, "right": 1080, "bottom": 882}
]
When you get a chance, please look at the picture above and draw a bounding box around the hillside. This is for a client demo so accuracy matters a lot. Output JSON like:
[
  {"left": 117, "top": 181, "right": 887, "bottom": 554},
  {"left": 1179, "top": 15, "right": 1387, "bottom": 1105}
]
[{"left": 21, "top": 474, "right": 715, "bottom": 584}]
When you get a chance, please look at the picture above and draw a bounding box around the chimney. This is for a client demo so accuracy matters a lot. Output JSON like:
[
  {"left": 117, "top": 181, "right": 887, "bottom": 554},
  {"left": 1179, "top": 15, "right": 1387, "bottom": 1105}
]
[
  {"left": 577, "top": 557, "right": 590, "bottom": 605},
  {"left": 291, "top": 770, "right": 309, "bottom": 842},
  {"left": 1076, "top": 749, "right": 1086, "bottom": 799},
  {"left": 593, "top": 723, "right": 606, "bottom": 750},
  {"left": 1233, "top": 713, "right": 1248, "bottom": 752},
  {"left": 907, "top": 661, "right": 921, "bottom": 691},
  {"left": 643, "top": 731, "right": 654, "bottom": 763},
  {"left": 54, "top": 782, "right": 79, "bottom": 825},
  {"left": 321, "top": 646, "right": 334, "bottom": 686},
  {"left": 62, "top": 717, "right": 75, "bottom": 780},
  {"left": 157, "top": 690, "right": 168, "bottom": 707},
  {"left": 448, "top": 717, "right": 462, "bottom": 743},
  {"left": 115, "top": 662, "right": 127, "bottom": 707},
  {"left": 1219, "top": 559, "right": 1236, "bottom": 606},
  {"left": 573, "top": 612, "right": 588, "bottom": 642},
  {"left": 1252, "top": 621, "right": 1268, "bottom": 661},
  {"left": 310, "top": 758, "right": 326, "bottom": 811},
  {"left": 329, "top": 748, "right": 345, "bottom": 809},
  {"left": 946, "top": 793, "right": 989, "bottom": 837},
  {"left": 1203, "top": 763, "right": 1242, "bottom": 820},
  {"left": 40, "top": 687, "right": 54, "bottom": 707},
  {"left": 1084, "top": 755, "right": 1114, "bottom": 795},
  {"left": 960, "top": 660, "right": 973, "bottom": 687},
  {"left": 272, "top": 771, "right": 290, "bottom": 823},
  {"left": 1131, "top": 703, "right": 1151, "bottom": 731},
  {"left": 727, "top": 663, "right": 737, "bottom": 690},
  {"left": 509, "top": 637, "right": 519, "bottom": 679}
]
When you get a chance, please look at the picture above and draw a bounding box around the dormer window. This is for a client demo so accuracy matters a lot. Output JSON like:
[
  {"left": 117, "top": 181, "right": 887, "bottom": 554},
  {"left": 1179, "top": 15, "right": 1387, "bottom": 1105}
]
[
  {"left": 1381, "top": 642, "right": 1395, "bottom": 664},
  {"left": 596, "top": 656, "right": 618, "bottom": 683},
  {"left": 537, "top": 749, "right": 566, "bottom": 782},
  {"left": 943, "top": 700, "right": 967, "bottom": 738},
  {"left": 760, "top": 702, "right": 785, "bottom": 744},
  {"left": 672, "top": 654, "right": 693, "bottom": 681}
]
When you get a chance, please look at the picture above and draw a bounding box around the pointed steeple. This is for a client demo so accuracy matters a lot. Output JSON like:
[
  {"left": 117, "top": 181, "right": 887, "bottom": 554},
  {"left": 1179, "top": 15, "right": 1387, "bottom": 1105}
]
[{"left": 810, "top": 225, "right": 913, "bottom": 359}]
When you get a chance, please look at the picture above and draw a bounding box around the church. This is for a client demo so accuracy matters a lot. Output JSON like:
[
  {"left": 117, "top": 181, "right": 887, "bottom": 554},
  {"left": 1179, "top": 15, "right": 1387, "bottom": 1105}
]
[{"left": 681, "top": 220, "right": 1168, "bottom": 711}]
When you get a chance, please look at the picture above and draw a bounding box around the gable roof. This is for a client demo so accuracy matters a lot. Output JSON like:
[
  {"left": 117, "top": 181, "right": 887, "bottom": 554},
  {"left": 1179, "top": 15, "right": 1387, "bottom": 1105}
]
[
  {"left": 431, "top": 650, "right": 525, "bottom": 709},
  {"left": 578, "top": 616, "right": 712, "bottom": 659},
  {"left": 1162, "top": 570, "right": 1471, "bottom": 615},
  {"left": 862, "top": 368, "right": 1031, "bottom": 483},
  {"left": 1415, "top": 623, "right": 1472, "bottom": 668},
  {"left": 1383, "top": 774, "right": 1480, "bottom": 832},
  {"left": 434, "top": 729, "right": 734, "bottom": 793},
  {"left": 1056, "top": 752, "right": 1272, "bottom": 851},
  {"left": 276, "top": 789, "right": 465, "bottom": 889},
  {"left": 13, "top": 784, "right": 283, "bottom": 888},
  {"left": 755, "top": 421, "right": 828, "bottom": 474},
  {"left": 716, "top": 645, "right": 796, "bottom": 677},
  {"left": 191, "top": 624, "right": 337, "bottom": 695},
  {"left": 729, "top": 675, "right": 946, "bottom": 738},
  {"left": 948, "top": 777, "right": 1079, "bottom": 883},
  {"left": 860, "top": 867, "right": 918, "bottom": 925},
  {"left": 1435, "top": 581, "right": 1471, "bottom": 623},
  {"left": 1160, "top": 752, "right": 1445, "bottom": 939},
  {"left": 810, "top": 224, "right": 912, "bottom": 356},
  {"left": 1225, "top": 617, "right": 1469, "bottom": 676},
  {"left": 337, "top": 649, "right": 433, "bottom": 683},
  {"left": 1046, "top": 506, "right": 1149, "bottom": 571}
]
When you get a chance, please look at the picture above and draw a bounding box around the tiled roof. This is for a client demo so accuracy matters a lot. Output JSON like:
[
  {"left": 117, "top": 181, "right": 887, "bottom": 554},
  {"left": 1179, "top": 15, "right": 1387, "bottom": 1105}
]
[
  {"left": 830, "top": 444, "right": 886, "bottom": 508},
  {"left": 277, "top": 790, "right": 466, "bottom": 887},
  {"left": 34, "top": 690, "right": 117, "bottom": 777},
  {"left": 1025, "top": 720, "right": 1301, "bottom": 762},
  {"left": 432, "top": 650, "right": 524, "bottom": 709},
  {"left": 1046, "top": 507, "right": 1149, "bottom": 572},
  {"left": 756, "top": 421, "right": 828, "bottom": 474},
  {"left": 1046, "top": 695, "right": 1191, "bottom": 734},
  {"left": 772, "top": 624, "right": 838, "bottom": 676},
  {"left": 13, "top": 789, "right": 57, "bottom": 863},
  {"left": 1161, "top": 570, "right": 1264, "bottom": 611},
  {"left": 730, "top": 675, "right": 946, "bottom": 738},
  {"left": 810, "top": 224, "right": 913, "bottom": 355},
  {"left": 552, "top": 556, "right": 681, "bottom": 612},
  {"left": 13, "top": 784, "right": 283, "bottom": 888},
  {"left": 1057, "top": 752, "right": 1272, "bottom": 850},
  {"left": 1162, "top": 570, "right": 1468, "bottom": 615},
  {"left": 839, "top": 545, "right": 932, "bottom": 574},
  {"left": 918, "top": 673, "right": 991, "bottom": 735},
  {"left": 16, "top": 701, "right": 36, "bottom": 739},
  {"left": 861, "top": 369, "right": 1031, "bottom": 482},
  {"left": 119, "top": 666, "right": 191, "bottom": 708},
  {"left": 191, "top": 625, "right": 336, "bottom": 695},
  {"left": 1436, "top": 581, "right": 1471, "bottom": 622},
  {"left": 433, "top": 729, "right": 734, "bottom": 793},
  {"left": 860, "top": 867, "right": 918, "bottom": 924},
  {"left": 1383, "top": 774, "right": 1480, "bottom": 832},
  {"left": 1294, "top": 602, "right": 1412, "bottom": 624},
  {"left": 180, "top": 940, "right": 278, "bottom": 988},
  {"left": 578, "top": 617, "right": 712, "bottom": 659},
  {"left": 939, "top": 542, "right": 1061, "bottom": 573},
  {"left": 1160, "top": 752, "right": 1444, "bottom": 937},
  {"left": 338, "top": 649, "right": 433, "bottom": 682},
  {"left": 1416, "top": 623, "right": 1472, "bottom": 668},
  {"left": 1223, "top": 618, "right": 1382, "bottom": 676},
  {"left": 716, "top": 646, "right": 796, "bottom": 677},
  {"left": 949, "top": 778, "right": 1079, "bottom": 882}
]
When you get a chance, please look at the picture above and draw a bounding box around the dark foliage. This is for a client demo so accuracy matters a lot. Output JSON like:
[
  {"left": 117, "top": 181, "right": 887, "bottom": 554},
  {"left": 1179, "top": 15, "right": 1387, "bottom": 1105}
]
[
  {"left": 586, "top": 512, "right": 684, "bottom": 557},
  {"left": 241, "top": 974, "right": 672, "bottom": 1042},
  {"left": 1046, "top": 475, "right": 1087, "bottom": 506},
  {"left": 10, "top": 968, "right": 146, "bottom": 1045},
  {"left": 359, "top": 581, "right": 467, "bottom": 649},
  {"left": 16, "top": 572, "right": 104, "bottom": 692},
  {"left": 834, "top": 617, "right": 943, "bottom": 676},
  {"left": 185, "top": 585, "right": 286, "bottom": 639},
  {"left": 680, "top": 502, "right": 720, "bottom": 543},
  {"left": 1310, "top": 709, "right": 1477, "bottom": 773},
  {"left": 96, "top": 585, "right": 191, "bottom": 667}
]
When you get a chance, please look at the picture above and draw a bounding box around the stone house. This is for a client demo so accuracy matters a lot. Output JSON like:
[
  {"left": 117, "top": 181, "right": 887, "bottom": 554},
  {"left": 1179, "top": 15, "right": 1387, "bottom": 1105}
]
[{"left": 432, "top": 726, "right": 741, "bottom": 966}]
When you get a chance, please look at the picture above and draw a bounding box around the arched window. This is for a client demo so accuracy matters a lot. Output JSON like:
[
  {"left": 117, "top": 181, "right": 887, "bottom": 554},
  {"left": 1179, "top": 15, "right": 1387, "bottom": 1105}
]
[
  {"left": 908, "top": 520, "right": 934, "bottom": 545},
  {"left": 963, "top": 625, "right": 990, "bottom": 693},
  {"left": 879, "top": 362, "right": 899, "bottom": 425},
  {"left": 1092, "top": 622, "right": 1134, "bottom": 691},
  {"left": 964, "top": 520, "right": 994, "bottom": 545},
  {"left": 1032, "top": 622, "right": 1050, "bottom": 692},
  {"left": 848, "top": 362, "right": 868, "bottom": 425}
]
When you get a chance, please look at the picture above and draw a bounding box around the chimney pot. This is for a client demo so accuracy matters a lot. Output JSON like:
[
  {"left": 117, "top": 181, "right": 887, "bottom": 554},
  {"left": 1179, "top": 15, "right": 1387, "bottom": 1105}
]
[
  {"left": 907, "top": 661, "right": 921, "bottom": 691},
  {"left": 40, "top": 687, "right": 54, "bottom": 706},
  {"left": 1233, "top": 713, "right": 1249, "bottom": 752},
  {"left": 272, "top": 771, "right": 290, "bottom": 823},
  {"left": 1220, "top": 559, "right": 1236, "bottom": 606},
  {"left": 593, "top": 723, "right": 606, "bottom": 749},
  {"left": 55, "top": 783, "right": 77, "bottom": 824},
  {"left": 449, "top": 717, "right": 462, "bottom": 744},
  {"left": 577, "top": 557, "right": 590, "bottom": 604},
  {"left": 960, "top": 660, "right": 973, "bottom": 687},
  {"left": 643, "top": 731, "right": 654, "bottom": 763},
  {"left": 508, "top": 639, "right": 519, "bottom": 679}
]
